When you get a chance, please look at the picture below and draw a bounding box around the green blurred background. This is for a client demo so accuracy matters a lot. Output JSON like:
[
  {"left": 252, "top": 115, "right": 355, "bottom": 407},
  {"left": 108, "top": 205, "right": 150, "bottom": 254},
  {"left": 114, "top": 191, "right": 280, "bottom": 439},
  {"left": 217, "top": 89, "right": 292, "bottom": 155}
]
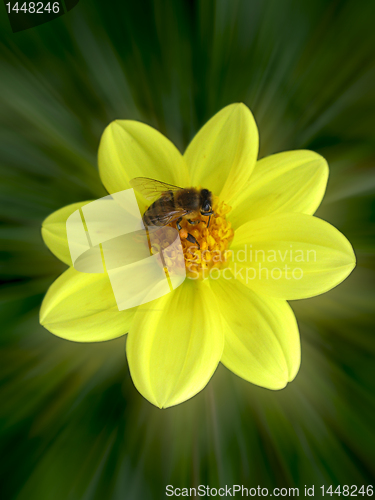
[{"left": 1, "top": 0, "right": 375, "bottom": 498}]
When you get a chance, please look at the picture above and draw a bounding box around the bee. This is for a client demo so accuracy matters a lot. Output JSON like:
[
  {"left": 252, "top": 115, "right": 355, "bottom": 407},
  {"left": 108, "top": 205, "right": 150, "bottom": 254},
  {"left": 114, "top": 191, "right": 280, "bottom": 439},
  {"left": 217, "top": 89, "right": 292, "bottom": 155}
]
[{"left": 129, "top": 177, "right": 214, "bottom": 248}]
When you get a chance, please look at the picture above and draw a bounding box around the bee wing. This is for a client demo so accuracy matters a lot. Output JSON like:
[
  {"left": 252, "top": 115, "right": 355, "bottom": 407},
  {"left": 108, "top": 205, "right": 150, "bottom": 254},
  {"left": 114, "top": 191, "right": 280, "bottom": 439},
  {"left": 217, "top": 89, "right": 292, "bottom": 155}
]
[
  {"left": 129, "top": 177, "right": 183, "bottom": 202},
  {"left": 144, "top": 205, "right": 190, "bottom": 227}
]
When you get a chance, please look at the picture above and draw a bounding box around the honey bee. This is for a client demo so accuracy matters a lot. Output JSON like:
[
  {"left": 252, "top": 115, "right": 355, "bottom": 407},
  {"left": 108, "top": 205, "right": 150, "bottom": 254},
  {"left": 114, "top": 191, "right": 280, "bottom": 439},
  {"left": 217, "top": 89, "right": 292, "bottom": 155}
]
[{"left": 129, "top": 177, "right": 214, "bottom": 248}]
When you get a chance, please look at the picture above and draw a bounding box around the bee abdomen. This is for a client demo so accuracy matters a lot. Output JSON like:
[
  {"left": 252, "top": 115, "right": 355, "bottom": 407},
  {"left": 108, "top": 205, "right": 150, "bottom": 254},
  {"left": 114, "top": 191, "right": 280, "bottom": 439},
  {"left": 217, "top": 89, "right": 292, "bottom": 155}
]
[
  {"left": 143, "top": 195, "right": 174, "bottom": 226},
  {"left": 143, "top": 203, "right": 162, "bottom": 226}
]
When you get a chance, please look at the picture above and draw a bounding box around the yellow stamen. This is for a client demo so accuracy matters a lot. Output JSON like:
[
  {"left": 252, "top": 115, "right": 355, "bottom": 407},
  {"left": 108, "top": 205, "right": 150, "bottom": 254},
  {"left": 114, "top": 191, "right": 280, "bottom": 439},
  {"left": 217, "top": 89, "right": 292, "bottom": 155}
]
[{"left": 169, "top": 196, "right": 234, "bottom": 280}]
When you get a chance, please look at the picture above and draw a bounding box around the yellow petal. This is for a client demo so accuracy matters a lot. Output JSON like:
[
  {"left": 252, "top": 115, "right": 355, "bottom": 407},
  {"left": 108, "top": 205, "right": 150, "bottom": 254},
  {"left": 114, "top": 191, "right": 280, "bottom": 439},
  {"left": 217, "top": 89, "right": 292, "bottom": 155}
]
[
  {"left": 40, "top": 267, "right": 136, "bottom": 342},
  {"left": 126, "top": 280, "right": 224, "bottom": 408},
  {"left": 184, "top": 103, "right": 259, "bottom": 203},
  {"left": 229, "top": 212, "right": 356, "bottom": 299},
  {"left": 229, "top": 150, "right": 329, "bottom": 228},
  {"left": 41, "top": 201, "right": 92, "bottom": 265},
  {"left": 98, "top": 120, "right": 190, "bottom": 195},
  {"left": 210, "top": 279, "right": 300, "bottom": 388}
]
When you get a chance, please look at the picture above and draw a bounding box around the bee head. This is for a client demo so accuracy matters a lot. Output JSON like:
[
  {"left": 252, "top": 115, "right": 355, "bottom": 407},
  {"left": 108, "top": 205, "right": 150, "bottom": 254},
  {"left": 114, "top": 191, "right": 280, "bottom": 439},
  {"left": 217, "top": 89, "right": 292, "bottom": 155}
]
[{"left": 200, "top": 188, "right": 213, "bottom": 215}]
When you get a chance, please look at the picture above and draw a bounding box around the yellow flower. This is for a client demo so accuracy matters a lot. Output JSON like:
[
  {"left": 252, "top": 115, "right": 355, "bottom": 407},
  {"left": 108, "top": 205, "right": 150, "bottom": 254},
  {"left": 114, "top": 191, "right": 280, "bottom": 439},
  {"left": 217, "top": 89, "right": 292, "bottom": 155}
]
[{"left": 40, "top": 103, "right": 356, "bottom": 408}]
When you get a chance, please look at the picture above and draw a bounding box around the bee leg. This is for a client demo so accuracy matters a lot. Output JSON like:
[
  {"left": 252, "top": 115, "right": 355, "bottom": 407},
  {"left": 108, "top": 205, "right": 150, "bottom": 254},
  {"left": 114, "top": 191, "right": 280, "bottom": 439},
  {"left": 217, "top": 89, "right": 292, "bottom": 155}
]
[
  {"left": 186, "top": 232, "right": 200, "bottom": 250},
  {"left": 187, "top": 219, "right": 200, "bottom": 225},
  {"left": 176, "top": 218, "right": 200, "bottom": 249},
  {"left": 200, "top": 211, "right": 214, "bottom": 228}
]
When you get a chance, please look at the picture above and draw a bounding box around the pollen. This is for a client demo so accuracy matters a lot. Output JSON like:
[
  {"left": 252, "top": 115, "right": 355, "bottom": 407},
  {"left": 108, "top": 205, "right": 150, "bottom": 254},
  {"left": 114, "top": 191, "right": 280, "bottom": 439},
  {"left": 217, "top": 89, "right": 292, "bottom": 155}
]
[{"left": 171, "top": 197, "right": 234, "bottom": 279}]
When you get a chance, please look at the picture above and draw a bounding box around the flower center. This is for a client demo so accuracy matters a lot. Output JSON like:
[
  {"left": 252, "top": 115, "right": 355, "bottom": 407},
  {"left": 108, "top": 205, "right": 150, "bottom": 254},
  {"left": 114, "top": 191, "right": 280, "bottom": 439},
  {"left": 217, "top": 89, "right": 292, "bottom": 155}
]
[{"left": 170, "top": 196, "right": 234, "bottom": 280}]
